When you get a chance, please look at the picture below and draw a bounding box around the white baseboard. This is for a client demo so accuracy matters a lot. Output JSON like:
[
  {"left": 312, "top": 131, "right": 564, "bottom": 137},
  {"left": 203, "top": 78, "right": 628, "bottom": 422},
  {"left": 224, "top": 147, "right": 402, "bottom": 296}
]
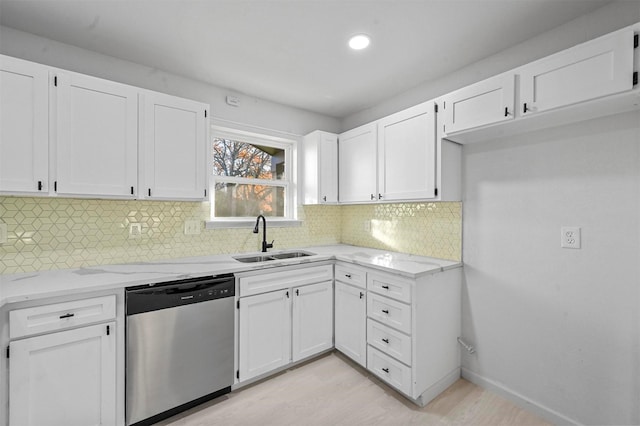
[{"left": 461, "top": 367, "right": 581, "bottom": 425}]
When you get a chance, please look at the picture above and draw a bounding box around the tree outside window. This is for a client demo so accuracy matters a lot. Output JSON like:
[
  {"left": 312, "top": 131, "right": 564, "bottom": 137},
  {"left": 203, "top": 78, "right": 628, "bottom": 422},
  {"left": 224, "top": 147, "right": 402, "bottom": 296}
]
[{"left": 212, "top": 137, "right": 289, "bottom": 218}]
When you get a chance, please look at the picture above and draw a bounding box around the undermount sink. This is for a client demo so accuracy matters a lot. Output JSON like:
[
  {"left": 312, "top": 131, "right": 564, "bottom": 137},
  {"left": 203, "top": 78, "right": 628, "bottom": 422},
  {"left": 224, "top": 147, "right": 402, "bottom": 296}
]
[{"left": 233, "top": 251, "right": 314, "bottom": 263}]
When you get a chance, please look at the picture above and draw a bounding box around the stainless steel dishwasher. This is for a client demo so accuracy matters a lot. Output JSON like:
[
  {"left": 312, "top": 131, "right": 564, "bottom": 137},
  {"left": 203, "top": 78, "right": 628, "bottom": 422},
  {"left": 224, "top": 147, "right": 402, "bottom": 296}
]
[{"left": 125, "top": 274, "right": 235, "bottom": 426}]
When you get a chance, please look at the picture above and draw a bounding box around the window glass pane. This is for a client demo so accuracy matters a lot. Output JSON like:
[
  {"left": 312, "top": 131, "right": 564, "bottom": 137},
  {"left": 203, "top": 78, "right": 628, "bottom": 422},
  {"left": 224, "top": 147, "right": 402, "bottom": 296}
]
[
  {"left": 213, "top": 138, "right": 285, "bottom": 180},
  {"left": 214, "top": 182, "right": 285, "bottom": 218}
]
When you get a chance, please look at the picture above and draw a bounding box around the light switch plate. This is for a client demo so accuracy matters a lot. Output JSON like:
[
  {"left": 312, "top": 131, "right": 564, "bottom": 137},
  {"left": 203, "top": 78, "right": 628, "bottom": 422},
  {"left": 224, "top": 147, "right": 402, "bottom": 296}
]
[
  {"left": 0, "top": 223, "right": 7, "bottom": 244},
  {"left": 561, "top": 226, "right": 581, "bottom": 249}
]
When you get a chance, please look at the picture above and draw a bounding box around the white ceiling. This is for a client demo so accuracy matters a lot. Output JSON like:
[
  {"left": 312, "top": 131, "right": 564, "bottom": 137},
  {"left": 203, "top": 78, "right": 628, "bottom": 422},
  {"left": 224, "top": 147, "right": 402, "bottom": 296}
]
[{"left": 0, "top": 0, "right": 613, "bottom": 118}]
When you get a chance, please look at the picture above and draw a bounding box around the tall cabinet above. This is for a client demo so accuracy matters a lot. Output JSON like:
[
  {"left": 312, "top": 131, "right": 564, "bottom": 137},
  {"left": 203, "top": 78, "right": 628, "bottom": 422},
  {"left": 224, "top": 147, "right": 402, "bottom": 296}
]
[{"left": 0, "top": 54, "right": 210, "bottom": 201}]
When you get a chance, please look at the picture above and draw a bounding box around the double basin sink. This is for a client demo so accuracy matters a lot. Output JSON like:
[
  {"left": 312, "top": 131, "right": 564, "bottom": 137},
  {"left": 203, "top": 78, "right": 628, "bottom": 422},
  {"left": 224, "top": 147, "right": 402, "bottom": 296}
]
[{"left": 233, "top": 250, "right": 314, "bottom": 263}]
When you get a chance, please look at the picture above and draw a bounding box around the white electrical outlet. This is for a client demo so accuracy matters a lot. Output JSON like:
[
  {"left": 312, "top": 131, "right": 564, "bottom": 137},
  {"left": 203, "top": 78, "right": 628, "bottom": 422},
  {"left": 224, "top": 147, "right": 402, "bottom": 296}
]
[
  {"left": 0, "top": 223, "right": 8, "bottom": 244},
  {"left": 364, "top": 220, "right": 371, "bottom": 232},
  {"left": 561, "top": 226, "right": 581, "bottom": 249},
  {"left": 184, "top": 220, "right": 201, "bottom": 235},
  {"left": 129, "top": 223, "right": 142, "bottom": 239}
]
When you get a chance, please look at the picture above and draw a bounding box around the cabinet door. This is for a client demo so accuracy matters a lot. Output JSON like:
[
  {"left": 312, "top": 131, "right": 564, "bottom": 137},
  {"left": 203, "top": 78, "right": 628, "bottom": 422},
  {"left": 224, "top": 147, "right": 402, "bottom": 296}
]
[
  {"left": 441, "top": 72, "right": 515, "bottom": 134},
  {"left": 238, "top": 289, "right": 291, "bottom": 381},
  {"left": 334, "top": 282, "right": 367, "bottom": 367},
  {"left": 9, "top": 322, "right": 116, "bottom": 426},
  {"left": 378, "top": 102, "right": 436, "bottom": 201},
  {"left": 338, "top": 122, "right": 377, "bottom": 203},
  {"left": 0, "top": 55, "right": 49, "bottom": 194},
  {"left": 292, "top": 281, "right": 333, "bottom": 362},
  {"left": 142, "top": 92, "right": 207, "bottom": 200},
  {"left": 302, "top": 131, "right": 338, "bottom": 204},
  {"left": 520, "top": 27, "right": 634, "bottom": 115},
  {"left": 55, "top": 72, "right": 138, "bottom": 197}
]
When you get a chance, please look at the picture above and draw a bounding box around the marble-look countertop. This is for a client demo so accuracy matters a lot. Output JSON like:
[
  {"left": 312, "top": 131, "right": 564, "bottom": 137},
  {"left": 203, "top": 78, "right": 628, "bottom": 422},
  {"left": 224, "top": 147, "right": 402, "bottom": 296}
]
[{"left": 0, "top": 244, "right": 461, "bottom": 307}]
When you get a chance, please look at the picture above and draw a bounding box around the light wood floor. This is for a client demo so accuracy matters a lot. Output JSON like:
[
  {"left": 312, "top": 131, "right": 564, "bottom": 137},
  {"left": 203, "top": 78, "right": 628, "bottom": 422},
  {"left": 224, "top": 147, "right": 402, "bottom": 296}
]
[{"left": 158, "top": 352, "right": 550, "bottom": 425}]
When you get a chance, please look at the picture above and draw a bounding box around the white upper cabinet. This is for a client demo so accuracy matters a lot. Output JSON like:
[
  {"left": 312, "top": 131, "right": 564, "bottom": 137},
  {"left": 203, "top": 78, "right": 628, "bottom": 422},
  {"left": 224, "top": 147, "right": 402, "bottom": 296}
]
[
  {"left": 441, "top": 72, "right": 516, "bottom": 134},
  {"left": 302, "top": 131, "right": 338, "bottom": 204},
  {"left": 0, "top": 55, "right": 49, "bottom": 195},
  {"left": 55, "top": 72, "right": 138, "bottom": 198},
  {"left": 338, "top": 122, "right": 377, "bottom": 203},
  {"left": 141, "top": 92, "right": 208, "bottom": 200},
  {"left": 378, "top": 102, "right": 437, "bottom": 201},
  {"left": 520, "top": 27, "right": 635, "bottom": 115}
]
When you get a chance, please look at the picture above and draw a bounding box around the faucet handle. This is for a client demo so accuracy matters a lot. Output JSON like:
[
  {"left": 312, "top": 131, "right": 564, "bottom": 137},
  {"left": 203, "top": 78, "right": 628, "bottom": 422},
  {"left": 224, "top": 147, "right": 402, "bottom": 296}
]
[{"left": 267, "top": 240, "right": 274, "bottom": 249}]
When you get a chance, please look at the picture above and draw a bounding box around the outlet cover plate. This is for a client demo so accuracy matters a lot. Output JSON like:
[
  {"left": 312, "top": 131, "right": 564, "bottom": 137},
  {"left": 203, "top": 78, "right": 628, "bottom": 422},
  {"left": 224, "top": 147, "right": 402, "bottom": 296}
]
[
  {"left": 129, "top": 223, "right": 142, "bottom": 239},
  {"left": 184, "top": 220, "right": 201, "bottom": 235},
  {"left": 561, "top": 226, "right": 581, "bottom": 249}
]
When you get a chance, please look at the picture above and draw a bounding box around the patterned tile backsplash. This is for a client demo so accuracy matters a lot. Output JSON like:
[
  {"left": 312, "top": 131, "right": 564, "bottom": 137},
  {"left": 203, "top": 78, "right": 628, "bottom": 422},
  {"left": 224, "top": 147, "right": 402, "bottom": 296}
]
[{"left": 0, "top": 197, "right": 461, "bottom": 274}]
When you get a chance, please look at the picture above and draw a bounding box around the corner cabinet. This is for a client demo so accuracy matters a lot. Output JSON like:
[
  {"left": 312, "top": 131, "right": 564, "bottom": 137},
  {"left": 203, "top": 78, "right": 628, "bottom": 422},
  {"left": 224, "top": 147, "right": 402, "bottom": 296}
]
[
  {"left": 302, "top": 130, "right": 338, "bottom": 204},
  {"left": 0, "top": 55, "right": 49, "bottom": 195},
  {"left": 377, "top": 102, "right": 437, "bottom": 201},
  {"left": 140, "top": 92, "right": 208, "bottom": 201},
  {"left": 338, "top": 122, "right": 378, "bottom": 203},
  {"left": 54, "top": 72, "right": 138, "bottom": 198}
]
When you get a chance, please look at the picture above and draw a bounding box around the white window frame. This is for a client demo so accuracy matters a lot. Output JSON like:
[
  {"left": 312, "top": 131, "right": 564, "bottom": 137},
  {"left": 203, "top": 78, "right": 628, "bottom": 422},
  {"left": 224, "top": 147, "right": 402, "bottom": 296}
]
[{"left": 206, "top": 125, "right": 300, "bottom": 229}]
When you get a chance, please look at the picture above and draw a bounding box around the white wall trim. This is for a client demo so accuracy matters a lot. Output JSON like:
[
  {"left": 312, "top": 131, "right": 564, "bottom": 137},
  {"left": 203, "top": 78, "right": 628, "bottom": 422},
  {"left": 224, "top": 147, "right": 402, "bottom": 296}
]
[{"left": 461, "top": 367, "right": 582, "bottom": 426}]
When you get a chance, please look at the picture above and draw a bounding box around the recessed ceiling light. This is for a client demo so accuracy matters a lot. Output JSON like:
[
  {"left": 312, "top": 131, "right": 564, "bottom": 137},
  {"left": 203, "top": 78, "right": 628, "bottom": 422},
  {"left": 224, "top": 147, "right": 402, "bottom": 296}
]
[{"left": 348, "top": 34, "right": 370, "bottom": 50}]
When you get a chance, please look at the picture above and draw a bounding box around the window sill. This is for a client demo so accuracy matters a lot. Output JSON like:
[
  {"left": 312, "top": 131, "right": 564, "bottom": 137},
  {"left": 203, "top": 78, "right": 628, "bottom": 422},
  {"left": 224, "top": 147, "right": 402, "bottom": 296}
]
[{"left": 205, "top": 219, "right": 303, "bottom": 230}]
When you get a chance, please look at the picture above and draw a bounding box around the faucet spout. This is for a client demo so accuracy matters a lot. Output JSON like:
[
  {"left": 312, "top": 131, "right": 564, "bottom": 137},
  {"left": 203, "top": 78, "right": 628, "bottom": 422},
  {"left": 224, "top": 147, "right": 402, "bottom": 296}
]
[{"left": 254, "top": 215, "right": 274, "bottom": 252}]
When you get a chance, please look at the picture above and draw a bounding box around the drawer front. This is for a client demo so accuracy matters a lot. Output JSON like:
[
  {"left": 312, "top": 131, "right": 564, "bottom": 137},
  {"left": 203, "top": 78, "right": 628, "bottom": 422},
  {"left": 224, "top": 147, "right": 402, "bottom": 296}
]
[
  {"left": 367, "top": 346, "right": 412, "bottom": 396},
  {"left": 367, "top": 293, "right": 411, "bottom": 334},
  {"left": 10, "top": 295, "right": 117, "bottom": 339},
  {"left": 334, "top": 263, "right": 366, "bottom": 289},
  {"left": 367, "top": 319, "right": 411, "bottom": 365},
  {"left": 239, "top": 264, "right": 333, "bottom": 297},
  {"left": 367, "top": 272, "right": 412, "bottom": 303}
]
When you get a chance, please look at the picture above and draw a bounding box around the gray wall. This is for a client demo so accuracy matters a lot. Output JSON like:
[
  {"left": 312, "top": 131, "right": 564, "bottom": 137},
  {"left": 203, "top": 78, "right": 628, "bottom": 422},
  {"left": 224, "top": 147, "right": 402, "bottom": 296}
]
[
  {"left": 462, "top": 111, "right": 640, "bottom": 424},
  {"left": 0, "top": 25, "right": 341, "bottom": 137}
]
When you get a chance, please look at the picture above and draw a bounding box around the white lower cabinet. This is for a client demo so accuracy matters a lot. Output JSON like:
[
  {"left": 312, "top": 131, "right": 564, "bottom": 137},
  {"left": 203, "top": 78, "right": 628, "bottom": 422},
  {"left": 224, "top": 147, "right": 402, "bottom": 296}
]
[
  {"left": 365, "top": 268, "right": 461, "bottom": 406},
  {"left": 334, "top": 281, "right": 367, "bottom": 367},
  {"left": 8, "top": 296, "right": 118, "bottom": 426},
  {"left": 238, "top": 288, "right": 292, "bottom": 381},
  {"left": 236, "top": 264, "right": 334, "bottom": 383}
]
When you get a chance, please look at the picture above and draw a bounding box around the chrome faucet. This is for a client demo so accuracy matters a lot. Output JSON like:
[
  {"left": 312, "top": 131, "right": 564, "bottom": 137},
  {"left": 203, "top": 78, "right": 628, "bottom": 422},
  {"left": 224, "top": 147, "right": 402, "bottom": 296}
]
[{"left": 253, "top": 215, "right": 274, "bottom": 252}]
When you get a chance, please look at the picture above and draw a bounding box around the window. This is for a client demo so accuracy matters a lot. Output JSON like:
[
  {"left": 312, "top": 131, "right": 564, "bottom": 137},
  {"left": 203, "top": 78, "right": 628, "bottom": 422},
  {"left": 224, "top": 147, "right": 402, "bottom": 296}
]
[{"left": 209, "top": 126, "right": 296, "bottom": 223}]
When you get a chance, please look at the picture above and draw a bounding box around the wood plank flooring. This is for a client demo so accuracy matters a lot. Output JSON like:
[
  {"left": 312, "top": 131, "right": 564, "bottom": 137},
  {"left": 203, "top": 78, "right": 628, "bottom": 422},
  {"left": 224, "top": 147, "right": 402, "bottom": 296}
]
[{"left": 158, "top": 352, "right": 550, "bottom": 425}]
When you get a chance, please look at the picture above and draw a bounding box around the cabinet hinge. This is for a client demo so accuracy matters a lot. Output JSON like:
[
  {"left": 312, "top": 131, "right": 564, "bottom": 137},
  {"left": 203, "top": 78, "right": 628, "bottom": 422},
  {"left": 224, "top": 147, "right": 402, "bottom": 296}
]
[
  {"left": 434, "top": 103, "right": 439, "bottom": 113},
  {"left": 106, "top": 325, "right": 110, "bottom": 336},
  {"left": 54, "top": 76, "right": 57, "bottom": 87},
  {"left": 6, "top": 346, "right": 9, "bottom": 359},
  {"left": 634, "top": 34, "right": 638, "bottom": 49},
  {"left": 236, "top": 370, "right": 240, "bottom": 380},
  {"left": 633, "top": 71, "right": 638, "bottom": 86}
]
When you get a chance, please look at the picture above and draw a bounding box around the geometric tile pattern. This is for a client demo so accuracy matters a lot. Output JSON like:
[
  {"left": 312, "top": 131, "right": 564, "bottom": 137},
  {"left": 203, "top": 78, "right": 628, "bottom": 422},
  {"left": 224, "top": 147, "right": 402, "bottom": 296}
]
[
  {"left": 341, "top": 202, "right": 462, "bottom": 261},
  {"left": 0, "top": 196, "right": 460, "bottom": 275}
]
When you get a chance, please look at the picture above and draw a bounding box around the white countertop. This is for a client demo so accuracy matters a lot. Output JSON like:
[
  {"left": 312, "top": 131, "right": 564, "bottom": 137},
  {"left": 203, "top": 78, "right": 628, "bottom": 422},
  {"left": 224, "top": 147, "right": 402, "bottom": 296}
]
[{"left": 0, "top": 244, "right": 461, "bottom": 307}]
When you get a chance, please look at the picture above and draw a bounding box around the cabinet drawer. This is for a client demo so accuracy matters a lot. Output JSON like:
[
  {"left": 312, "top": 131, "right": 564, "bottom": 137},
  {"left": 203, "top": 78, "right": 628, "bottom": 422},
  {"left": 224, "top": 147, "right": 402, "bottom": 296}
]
[
  {"left": 368, "top": 272, "right": 412, "bottom": 303},
  {"left": 10, "top": 295, "right": 117, "bottom": 339},
  {"left": 238, "top": 264, "right": 333, "bottom": 297},
  {"left": 367, "top": 293, "right": 411, "bottom": 334},
  {"left": 367, "top": 346, "right": 412, "bottom": 397},
  {"left": 367, "top": 319, "right": 411, "bottom": 365},
  {"left": 334, "top": 263, "right": 366, "bottom": 289}
]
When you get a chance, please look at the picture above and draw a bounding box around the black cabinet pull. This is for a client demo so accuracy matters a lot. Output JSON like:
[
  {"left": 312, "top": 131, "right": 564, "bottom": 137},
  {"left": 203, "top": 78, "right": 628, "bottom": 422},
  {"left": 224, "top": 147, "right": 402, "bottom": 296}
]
[
  {"left": 382, "top": 368, "right": 390, "bottom": 373},
  {"left": 130, "top": 186, "right": 134, "bottom": 195},
  {"left": 370, "top": 194, "right": 375, "bottom": 200},
  {"left": 286, "top": 291, "right": 289, "bottom": 298},
  {"left": 523, "top": 103, "right": 528, "bottom": 113},
  {"left": 381, "top": 285, "right": 389, "bottom": 290},
  {"left": 323, "top": 196, "right": 327, "bottom": 202},
  {"left": 378, "top": 193, "right": 382, "bottom": 200},
  {"left": 359, "top": 292, "right": 364, "bottom": 299},
  {"left": 148, "top": 188, "right": 151, "bottom": 197},
  {"left": 382, "top": 309, "right": 389, "bottom": 314},
  {"left": 59, "top": 313, "right": 74, "bottom": 319},
  {"left": 504, "top": 107, "right": 509, "bottom": 117},
  {"left": 37, "top": 181, "right": 43, "bottom": 191},
  {"left": 345, "top": 274, "right": 351, "bottom": 279},
  {"left": 296, "top": 289, "right": 299, "bottom": 296},
  {"left": 382, "top": 338, "right": 389, "bottom": 344}
]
